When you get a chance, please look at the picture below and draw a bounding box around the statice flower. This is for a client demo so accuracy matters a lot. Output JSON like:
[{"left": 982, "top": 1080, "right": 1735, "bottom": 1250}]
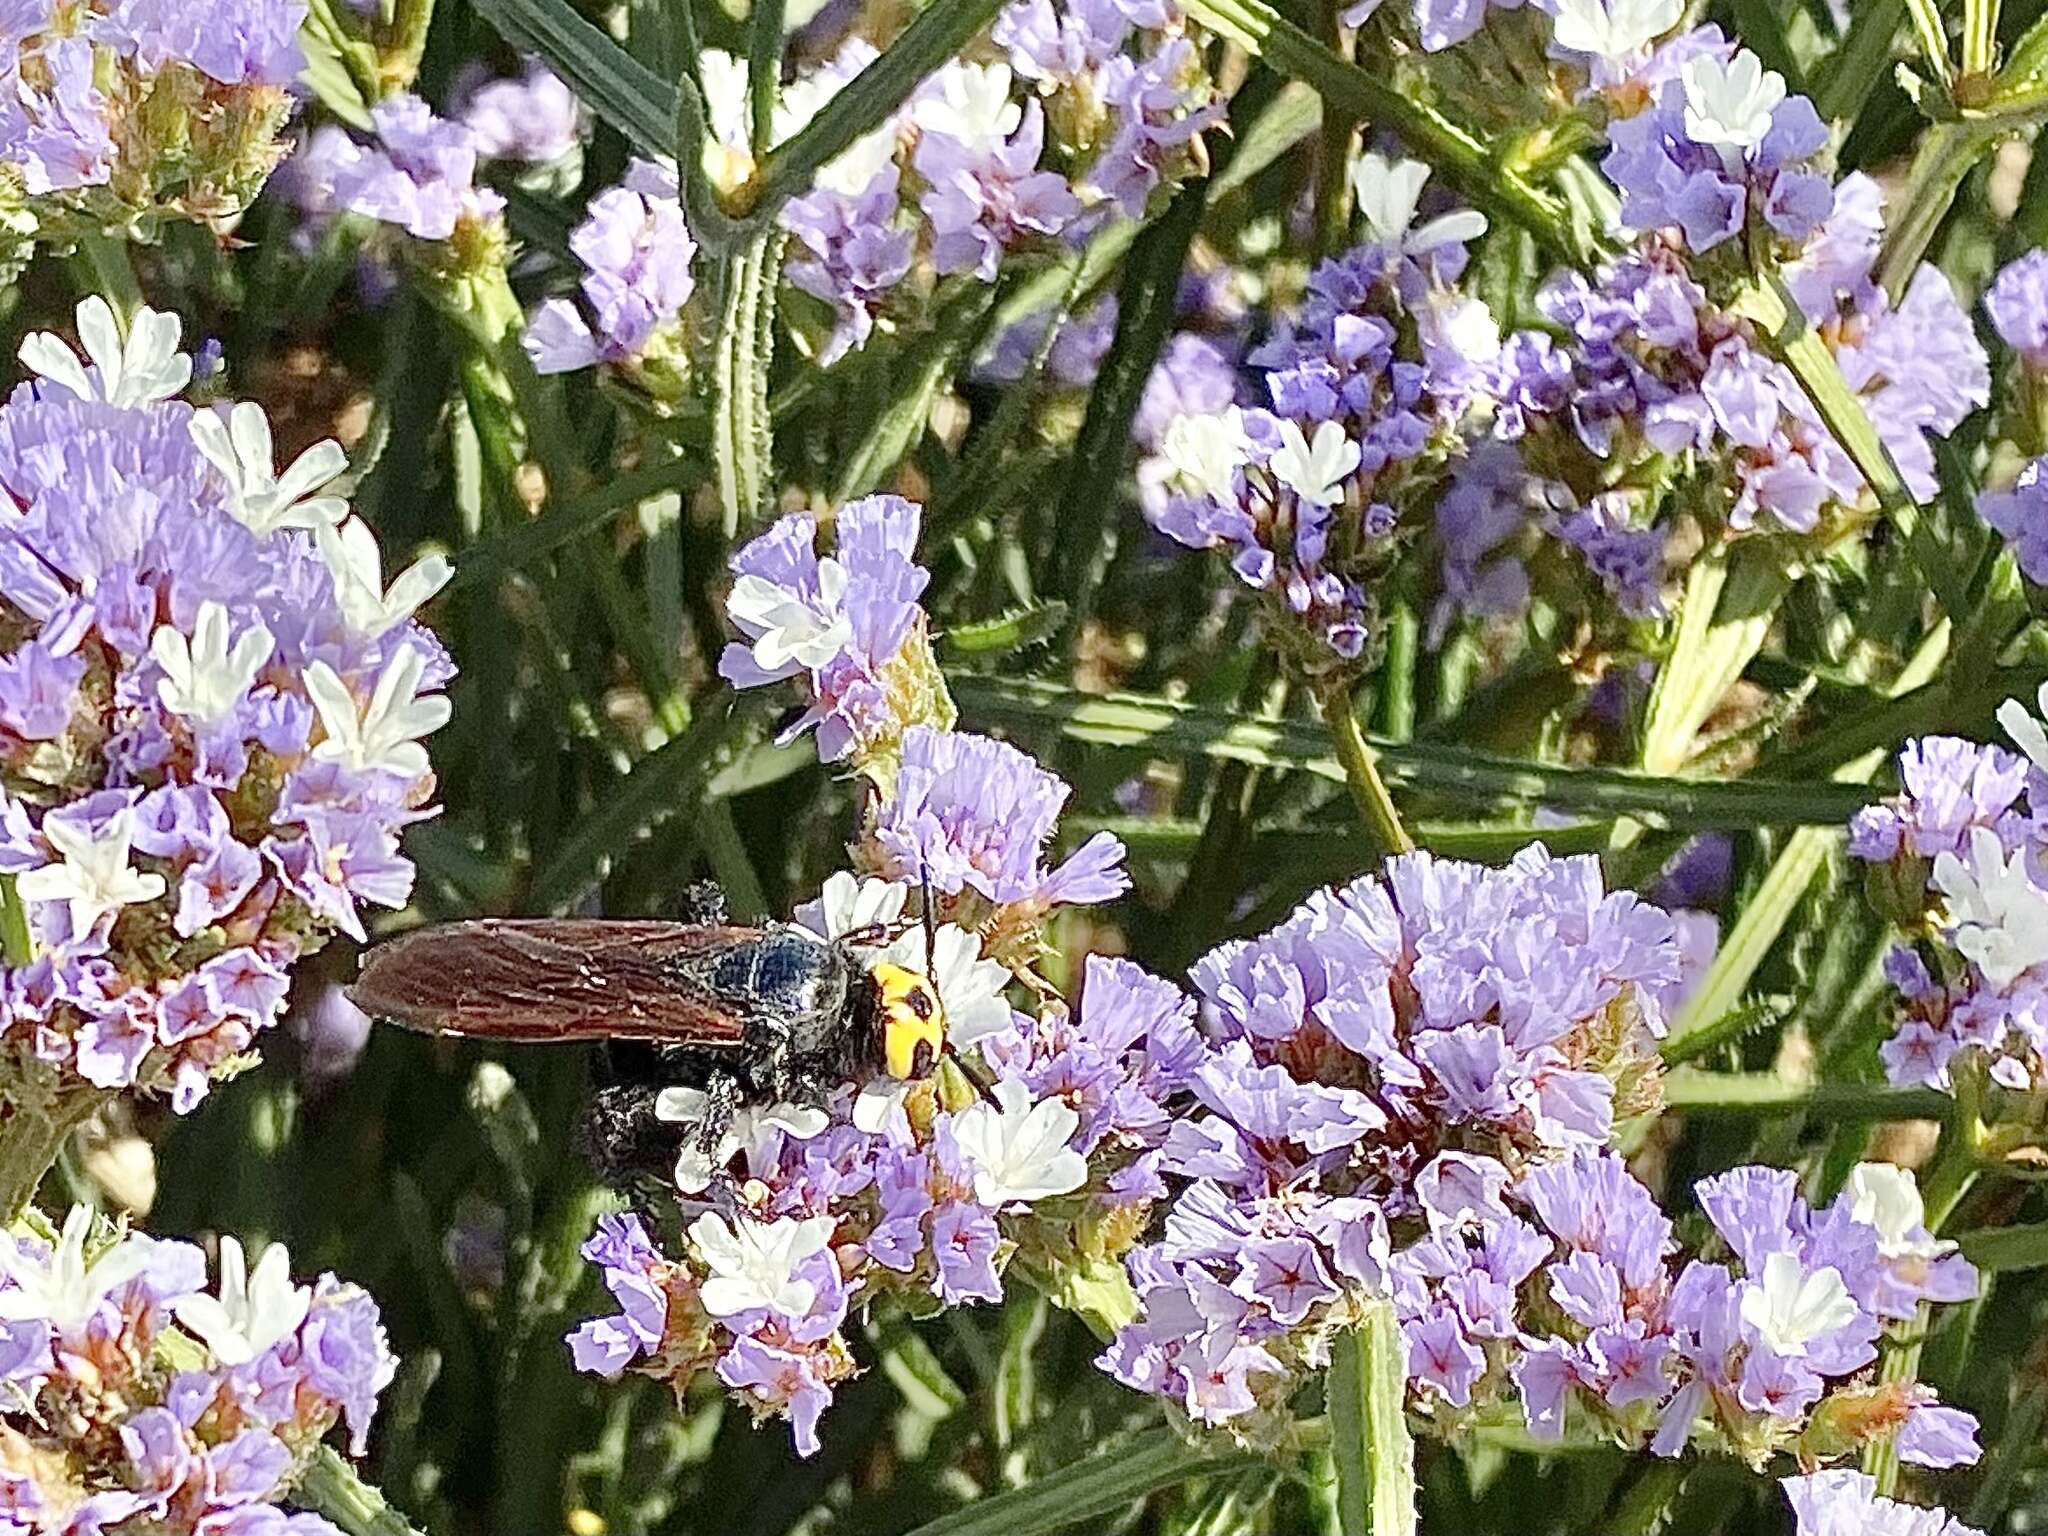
[
  {"left": 525, "top": 161, "right": 698, "bottom": 383},
  {"left": 1851, "top": 685, "right": 2048, "bottom": 1092},
  {"left": 717, "top": 496, "right": 946, "bottom": 769},
  {"left": 459, "top": 59, "right": 583, "bottom": 164},
  {"left": 568, "top": 874, "right": 1195, "bottom": 1456},
  {"left": 874, "top": 727, "right": 1129, "bottom": 929},
  {"left": 0, "top": 0, "right": 304, "bottom": 254},
  {"left": 781, "top": 19, "right": 1218, "bottom": 363},
  {"left": 287, "top": 95, "right": 505, "bottom": 243},
  {"left": 1141, "top": 198, "right": 1492, "bottom": 664},
  {"left": 1604, "top": 39, "right": 1835, "bottom": 256},
  {"left": 975, "top": 296, "right": 1125, "bottom": 389},
  {"left": 1783, "top": 1471, "right": 1983, "bottom": 1536},
  {"left": 0, "top": 1207, "right": 394, "bottom": 1530},
  {"left": 0, "top": 298, "right": 451, "bottom": 1111},
  {"left": 1984, "top": 250, "right": 2048, "bottom": 370},
  {"left": 1341, "top": 0, "right": 1525, "bottom": 53},
  {"left": 1978, "top": 458, "right": 2048, "bottom": 586},
  {"left": 1102, "top": 847, "right": 1684, "bottom": 1431}
]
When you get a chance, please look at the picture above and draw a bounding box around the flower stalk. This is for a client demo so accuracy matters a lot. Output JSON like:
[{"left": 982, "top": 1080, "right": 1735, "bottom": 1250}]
[{"left": 1317, "top": 684, "right": 1414, "bottom": 859}]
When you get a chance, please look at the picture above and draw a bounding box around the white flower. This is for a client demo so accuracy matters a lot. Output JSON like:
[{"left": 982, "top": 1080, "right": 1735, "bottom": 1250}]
[
  {"left": 1267, "top": 419, "right": 1361, "bottom": 510},
  {"left": 1932, "top": 826, "right": 2048, "bottom": 987},
  {"left": 951, "top": 1078, "right": 1087, "bottom": 1207},
  {"left": 1545, "top": 0, "right": 1682, "bottom": 62},
  {"left": 1350, "top": 153, "right": 1488, "bottom": 254},
  {"left": 189, "top": 403, "right": 351, "bottom": 538},
  {"left": 18, "top": 297, "right": 191, "bottom": 409},
  {"left": 1739, "top": 1251, "right": 1858, "bottom": 1356},
  {"left": 697, "top": 49, "right": 754, "bottom": 150},
  {"left": 657, "top": 1090, "right": 830, "bottom": 1194},
  {"left": 913, "top": 61, "right": 1020, "bottom": 152},
  {"left": 305, "top": 648, "right": 451, "bottom": 780},
  {"left": 172, "top": 1235, "right": 312, "bottom": 1367},
  {"left": 1159, "top": 410, "right": 1249, "bottom": 503},
  {"left": 1421, "top": 294, "right": 1502, "bottom": 365},
  {"left": 1997, "top": 681, "right": 2048, "bottom": 774},
  {"left": 17, "top": 809, "right": 165, "bottom": 934},
  {"left": 151, "top": 601, "right": 274, "bottom": 725},
  {"left": 689, "top": 1211, "right": 836, "bottom": 1318},
  {"left": 1845, "top": 1163, "right": 1956, "bottom": 1263},
  {"left": 315, "top": 519, "right": 454, "bottom": 638},
  {"left": 727, "top": 561, "right": 853, "bottom": 680},
  {"left": 1681, "top": 48, "right": 1786, "bottom": 153},
  {"left": 0, "top": 1207, "right": 155, "bottom": 1334},
  {"left": 794, "top": 871, "right": 908, "bottom": 941}
]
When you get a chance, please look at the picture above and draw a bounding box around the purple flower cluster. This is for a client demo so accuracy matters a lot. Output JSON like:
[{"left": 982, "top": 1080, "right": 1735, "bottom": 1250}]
[
  {"left": 288, "top": 96, "right": 505, "bottom": 243},
  {"left": 779, "top": 7, "right": 1219, "bottom": 364},
  {"left": 1849, "top": 693, "right": 2048, "bottom": 1093},
  {"left": 875, "top": 727, "right": 1130, "bottom": 920},
  {"left": 1602, "top": 35, "right": 1835, "bottom": 257},
  {"left": 1096, "top": 852, "right": 1978, "bottom": 1467},
  {"left": 526, "top": 161, "right": 697, "bottom": 378},
  {"left": 0, "top": 298, "right": 451, "bottom": 1110},
  {"left": 1139, "top": 213, "right": 1493, "bottom": 660},
  {"left": 716, "top": 496, "right": 937, "bottom": 766},
  {"left": 570, "top": 875, "right": 1192, "bottom": 1456},
  {"left": 0, "top": 1207, "right": 395, "bottom": 1534},
  {"left": 458, "top": 58, "right": 582, "bottom": 165},
  {"left": 1, "top": 0, "right": 304, "bottom": 241},
  {"left": 1783, "top": 1470, "right": 1983, "bottom": 1536},
  {"left": 1980, "top": 458, "right": 2048, "bottom": 585}
]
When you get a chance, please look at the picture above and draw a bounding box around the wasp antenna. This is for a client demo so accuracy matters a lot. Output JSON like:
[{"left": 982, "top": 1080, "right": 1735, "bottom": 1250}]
[{"left": 918, "top": 862, "right": 938, "bottom": 978}]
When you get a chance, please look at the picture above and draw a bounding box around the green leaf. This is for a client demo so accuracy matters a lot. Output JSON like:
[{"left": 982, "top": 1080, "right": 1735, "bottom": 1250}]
[
  {"left": 446, "top": 460, "right": 706, "bottom": 592},
  {"left": 1956, "top": 1221, "right": 2048, "bottom": 1271},
  {"left": 898, "top": 1428, "right": 1267, "bottom": 1536},
  {"left": 952, "top": 676, "right": 1878, "bottom": 830},
  {"left": 472, "top": 0, "right": 675, "bottom": 156},
  {"left": 710, "top": 231, "right": 785, "bottom": 533},
  {"left": 527, "top": 706, "right": 758, "bottom": 913},
  {"left": 1660, "top": 1069, "right": 1953, "bottom": 1120},
  {"left": 1327, "top": 1302, "right": 1416, "bottom": 1536},
  {"left": 942, "top": 602, "right": 1071, "bottom": 658},
  {"left": 1180, "top": 0, "right": 1589, "bottom": 262},
  {"left": 1052, "top": 168, "right": 1211, "bottom": 633},
  {"left": 0, "top": 876, "right": 29, "bottom": 966},
  {"left": 1641, "top": 546, "right": 1791, "bottom": 776}
]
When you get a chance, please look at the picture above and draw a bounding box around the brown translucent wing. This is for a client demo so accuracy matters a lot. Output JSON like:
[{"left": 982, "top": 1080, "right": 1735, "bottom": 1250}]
[{"left": 349, "top": 920, "right": 754, "bottom": 1045}]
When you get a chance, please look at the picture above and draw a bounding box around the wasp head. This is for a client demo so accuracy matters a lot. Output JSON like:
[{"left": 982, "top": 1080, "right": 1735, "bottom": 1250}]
[{"left": 870, "top": 961, "right": 944, "bottom": 1080}]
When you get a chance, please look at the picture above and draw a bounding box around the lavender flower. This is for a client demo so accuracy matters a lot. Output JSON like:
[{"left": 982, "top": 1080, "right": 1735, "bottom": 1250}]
[
  {"left": 0, "top": 298, "right": 450, "bottom": 1110},
  {"left": 2, "top": 0, "right": 302, "bottom": 240},
  {"left": 0, "top": 1207, "right": 393, "bottom": 1530},
  {"left": 1783, "top": 1471, "right": 1983, "bottom": 1536}
]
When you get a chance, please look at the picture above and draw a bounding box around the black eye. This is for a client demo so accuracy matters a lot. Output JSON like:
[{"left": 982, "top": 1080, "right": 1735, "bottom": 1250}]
[
  {"left": 907, "top": 986, "right": 934, "bottom": 1022},
  {"left": 911, "top": 1039, "right": 935, "bottom": 1077}
]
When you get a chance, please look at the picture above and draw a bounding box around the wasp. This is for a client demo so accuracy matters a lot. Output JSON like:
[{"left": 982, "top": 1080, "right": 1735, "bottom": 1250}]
[{"left": 348, "top": 884, "right": 953, "bottom": 1184}]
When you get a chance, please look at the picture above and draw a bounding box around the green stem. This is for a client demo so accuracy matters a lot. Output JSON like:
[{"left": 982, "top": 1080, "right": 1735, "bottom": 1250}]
[
  {"left": 746, "top": 0, "right": 786, "bottom": 152},
  {"left": 1815, "top": 0, "right": 1906, "bottom": 123},
  {"left": 1312, "top": 0, "right": 1357, "bottom": 261},
  {"left": 1326, "top": 1305, "right": 1417, "bottom": 1536},
  {"left": 296, "top": 1447, "right": 428, "bottom": 1536},
  {"left": 710, "top": 231, "right": 784, "bottom": 534},
  {"left": 1964, "top": 0, "right": 2002, "bottom": 76},
  {"left": 1318, "top": 686, "right": 1415, "bottom": 860},
  {"left": 74, "top": 232, "right": 145, "bottom": 323},
  {"left": 0, "top": 877, "right": 30, "bottom": 968},
  {"left": 1180, "top": 0, "right": 1590, "bottom": 263},
  {"left": 1903, "top": 0, "right": 1956, "bottom": 88}
]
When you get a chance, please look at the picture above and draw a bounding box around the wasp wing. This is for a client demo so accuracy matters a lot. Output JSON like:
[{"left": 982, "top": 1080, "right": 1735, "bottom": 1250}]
[{"left": 350, "top": 920, "right": 756, "bottom": 1045}]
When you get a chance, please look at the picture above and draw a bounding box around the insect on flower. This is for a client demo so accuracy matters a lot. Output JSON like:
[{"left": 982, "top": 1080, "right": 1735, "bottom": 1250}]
[{"left": 348, "top": 879, "right": 985, "bottom": 1183}]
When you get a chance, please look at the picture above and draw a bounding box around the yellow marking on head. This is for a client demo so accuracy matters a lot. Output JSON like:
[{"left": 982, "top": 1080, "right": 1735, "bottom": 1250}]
[{"left": 873, "top": 962, "right": 945, "bottom": 1080}]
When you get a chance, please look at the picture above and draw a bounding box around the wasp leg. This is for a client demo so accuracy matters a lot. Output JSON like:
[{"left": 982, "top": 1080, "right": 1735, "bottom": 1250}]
[
  {"left": 694, "top": 1068, "right": 744, "bottom": 1162},
  {"left": 673, "top": 879, "right": 729, "bottom": 926}
]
